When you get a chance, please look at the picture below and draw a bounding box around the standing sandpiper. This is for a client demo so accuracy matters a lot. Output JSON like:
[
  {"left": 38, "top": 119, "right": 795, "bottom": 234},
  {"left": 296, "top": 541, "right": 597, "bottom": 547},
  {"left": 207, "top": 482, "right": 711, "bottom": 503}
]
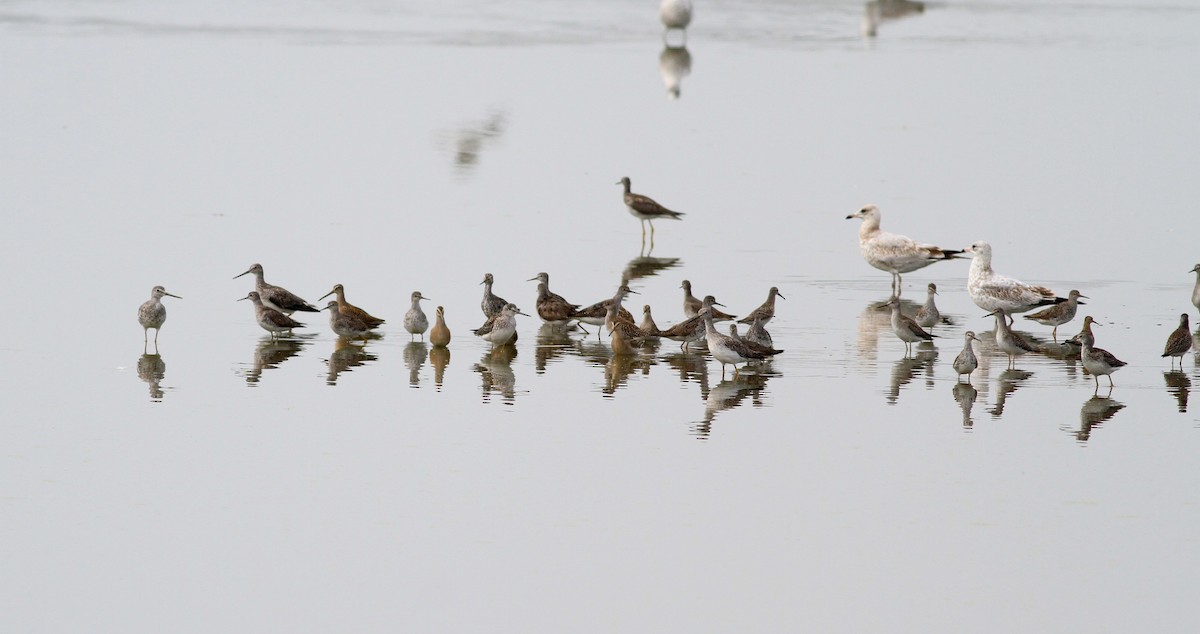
[{"left": 138, "top": 285, "right": 181, "bottom": 352}]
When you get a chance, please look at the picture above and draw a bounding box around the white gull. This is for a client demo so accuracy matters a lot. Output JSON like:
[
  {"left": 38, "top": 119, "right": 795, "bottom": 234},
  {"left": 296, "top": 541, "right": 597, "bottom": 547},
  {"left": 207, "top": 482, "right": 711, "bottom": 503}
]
[
  {"left": 845, "top": 204, "right": 964, "bottom": 293},
  {"left": 965, "top": 240, "right": 1064, "bottom": 322}
]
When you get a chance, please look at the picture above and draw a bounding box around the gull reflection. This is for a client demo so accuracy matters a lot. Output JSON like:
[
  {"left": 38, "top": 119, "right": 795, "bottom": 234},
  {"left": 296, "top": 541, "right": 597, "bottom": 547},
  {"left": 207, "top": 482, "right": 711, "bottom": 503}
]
[
  {"left": 659, "top": 44, "right": 692, "bottom": 100},
  {"left": 692, "top": 374, "right": 772, "bottom": 440},
  {"left": 325, "top": 337, "right": 377, "bottom": 386},
  {"left": 244, "top": 336, "right": 310, "bottom": 386},
  {"left": 137, "top": 353, "right": 167, "bottom": 402},
  {"left": 987, "top": 369, "right": 1033, "bottom": 419},
  {"left": 886, "top": 346, "right": 936, "bottom": 405},
  {"left": 951, "top": 382, "right": 978, "bottom": 428},
  {"left": 474, "top": 344, "right": 517, "bottom": 404},
  {"left": 404, "top": 341, "right": 428, "bottom": 388},
  {"left": 1071, "top": 395, "right": 1126, "bottom": 443},
  {"left": 430, "top": 346, "right": 450, "bottom": 391},
  {"left": 1163, "top": 371, "right": 1190, "bottom": 413},
  {"left": 445, "top": 110, "right": 506, "bottom": 176},
  {"left": 861, "top": 0, "right": 925, "bottom": 38}
]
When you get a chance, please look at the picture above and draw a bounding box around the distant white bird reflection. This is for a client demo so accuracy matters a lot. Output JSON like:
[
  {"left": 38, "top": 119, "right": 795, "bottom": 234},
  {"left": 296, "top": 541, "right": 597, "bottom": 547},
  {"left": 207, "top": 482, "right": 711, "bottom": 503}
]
[
  {"left": 659, "top": 44, "right": 691, "bottom": 100},
  {"left": 443, "top": 110, "right": 506, "bottom": 177},
  {"left": 861, "top": 0, "right": 925, "bottom": 38}
]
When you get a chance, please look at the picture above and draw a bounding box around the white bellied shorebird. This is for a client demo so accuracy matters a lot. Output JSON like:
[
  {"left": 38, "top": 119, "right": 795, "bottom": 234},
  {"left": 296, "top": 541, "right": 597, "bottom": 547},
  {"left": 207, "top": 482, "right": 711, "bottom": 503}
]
[
  {"left": 1076, "top": 316, "right": 1126, "bottom": 390},
  {"left": 318, "top": 284, "right": 385, "bottom": 328},
  {"left": 138, "top": 285, "right": 181, "bottom": 352},
  {"left": 323, "top": 300, "right": 371, "bottom": 339},
  {"left": 661, "top": 295, "right": 724, "bottom": 352},
  {"left": 953, "top": 331, "right": 980, "bottom": 383},
  {"left": 618, "top": 176, "right": 684, "bottom": 244},
  {"left": 987, "top": 308, "right": 1039, "bottom": 369},
  {"left": 884, "top": 297, "right": 935, "bottom": 356},
  {"left": 1191, "top": 264, "right": 1200, "bottom": 313},
  {"left": 404, "top": 291, "right": 431, "bottom": 341},
  {"left": 479, "top": 273, "right": 508, "bottom": 318},
  {"left": 738, "top": 286, "right": 784, "bottom": 326},
  {"left": 474, "top": 303, "right": 526, "bottom": 347},
  {"left": 1023, "top": 289, "right": 1085, "bottom": 341},
  {"left": 234, "top": 263, "right": 319, "bottom": 315},
  {"left": 240, "top": 291, "right": 305, "bottom": 337},
  {"left": 1162, "top": 313, "right": 1192, "bottom": 370},
  {"left": 965, "top": 241, "right": 1065, "bottom": 323},
  {"left": 845, "top": 205, "right": 963, "bottom": 294},
  {"left": 575, "top": 284, "right": 637, "bottom": 340},
  {"left": 701, "top": 309, "right": 781, "bottom": 378}
]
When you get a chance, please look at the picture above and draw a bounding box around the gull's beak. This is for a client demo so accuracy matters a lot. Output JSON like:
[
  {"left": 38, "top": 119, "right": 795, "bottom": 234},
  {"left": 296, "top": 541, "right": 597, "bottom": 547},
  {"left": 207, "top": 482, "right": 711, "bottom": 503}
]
[{"left": 844, "top": 214, "right": 856, "bottom": 220}]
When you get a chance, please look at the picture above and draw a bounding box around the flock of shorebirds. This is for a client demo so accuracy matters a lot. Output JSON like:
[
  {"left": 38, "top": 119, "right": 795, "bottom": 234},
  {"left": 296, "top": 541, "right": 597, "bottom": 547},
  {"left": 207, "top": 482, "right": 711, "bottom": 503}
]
[
  {"left": 136, "top": 180, "right": 1200, "bottom": 389},
  {"left": 136, "top": 175, "right": 782, "bottom": 379},
  {"left": 845, "top": 204, "right": 1200, "bottom": 391}
]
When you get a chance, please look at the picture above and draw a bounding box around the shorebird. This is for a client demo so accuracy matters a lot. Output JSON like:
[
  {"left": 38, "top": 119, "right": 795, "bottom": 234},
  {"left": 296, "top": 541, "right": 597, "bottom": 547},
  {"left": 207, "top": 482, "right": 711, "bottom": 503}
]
[
  {"left": 953, "top": 331, "right": 980, "bottom": 383},
  {"left": 323, "top": 300, "right": 371, "bottom": 339},
  {"left": 138, "top": 285, "right": 181, "bottom": 352},
  {"left": 240, "top": 291, "right": 305, "bottom": 337},
  {"left": 404, "top": 291, "right": 431, "bottom": 341},
  {"left": 884, "top": 297, "right": 935, "bottom": 355},
  {"left": 1162, "top": 313, "right": 1192, "bottom": 370},
  {"left": 607, "top": 303, "right": 650, "bottom": 355},
  {"left": 702, "top": 309, "right": 781, "bottom": 378},
  {"left": 532, "top": 280, "right": 581, "bottom": 327},
  {"left": 234, "top": 263, "right": 319, "bottom": 315},
  {"left": 575, "top": 285, "right": 637, "bottom": 339},
  {"left": 845, "top": 205, "right": 963, "bottom": 294},
  {"left": 744, "top": 316, "right": 774, "bottom": 348},
  {"left": 1191, "top": 264, "right": 1200, "bottom": 313},
  {"left": 474, "top": 303, "right": 525, "bottom": 347},
  {"left": 987, "top": 308, "right": 1039, "bottom": 369},
  {"left": 1023, "top": 289, "right": 1085, "bottom": 341},
  {"left": 430, "top": 306, "right": 451, "bottom": 347},
  {"left": 728, "top": 324, "right": 782, "bottom": 360},
  {"left": 914, "top": 283, "right": 940, "bottom": 331},
  {"left": 681, "top": 280, "right": 735, "bottom": 320},
  {"left": 618, "top": 177, "right": 684, "bottom": 242},
  {"left": 1076, "top": 316, "right": 1126, "bottom": 390},
  {"left": 640, "top": 305, "right": 663, "bottom": 338},
  {"left": 317, "top": 284, "right": 385, "bottom": 328},
  {"left": 661, "top": 295, "right": 725, "bottom": 352},
  {"left": 738, "top": 286, "right": 785, "bottom": 326},
  {"left": 965, "top": 241, "right": 1065, "bottom": 322},
  {"left": 480, "top": 273, "right": 508, "bottom": 318}
]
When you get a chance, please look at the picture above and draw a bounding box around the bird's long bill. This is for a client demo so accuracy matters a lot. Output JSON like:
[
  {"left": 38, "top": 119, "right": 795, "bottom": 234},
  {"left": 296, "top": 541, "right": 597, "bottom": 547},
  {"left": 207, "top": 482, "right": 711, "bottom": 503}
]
[
  {"left": 237, "top": 296, "right": 249, "bottom": 302},
  {"left": 233, "top": 269, "right": 252, "bottom": 279},
  {"left": 420, "top": 296, "right": 431, "bottom": 301},
  {"left": 165, "top": 292, "right": 182, "bottom": 299},
  {"left": 318, "top": 290, "right": 335, "bottom": 301},
  {"left": 983, "top": 311, "right": 997, "bottom": 318},
  {"left": 526, "top": 277, "right": 538, "bottom": 282},
  {"left": 777, "top": 292, "right": 786, "bottom": 300},
  {"left": 714, "top": 301, "right": 726, "bottom": 307}
]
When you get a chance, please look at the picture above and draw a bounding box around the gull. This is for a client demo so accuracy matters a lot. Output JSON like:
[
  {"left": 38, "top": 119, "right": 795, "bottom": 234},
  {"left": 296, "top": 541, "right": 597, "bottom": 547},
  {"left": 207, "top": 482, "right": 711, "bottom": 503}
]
[
  {"left": 845, "top": 204, "right": 963, "bottom": 294},
  {"left": 965, "top": 241, "right": 1065, "bottom": 323}
]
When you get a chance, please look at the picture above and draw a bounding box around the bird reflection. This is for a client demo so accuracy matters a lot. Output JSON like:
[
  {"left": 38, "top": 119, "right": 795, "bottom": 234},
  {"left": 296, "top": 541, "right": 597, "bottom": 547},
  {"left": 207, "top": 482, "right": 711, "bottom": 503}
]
[
  {"left": 447, "top": 110, "right": 506, "bottom": 176},
  {"left": 623, "top": 250, "right": 682, "bottom": 282},
  {"left": 662, "top": 351, "right": 710, "bottom": 397},
  {"left": 1164, "top": 371, "right": 1190, "bottom": 413},
  {"left": 1072, "top": 395, "right": 1125, "bottom": 442},
  {"left": 535, "top": 324, "right": 574, "bottom": 373},
  {"left": 403, "top": 341, "right": 428, "bottom": 387},
  {"left": 136, "top": 353, "right": 167, "bottom": 401},
  {"left": 325, "top": 337, "right": 377, "bottom": 386},
  {"left": 861, "top": 0, "right": 925, "bottom": 38},
  {"left": 474, "top": 345, "right": 517, "bottom": 404},
  {"left": 886, "top": 346, "right": 936, "bottom": 405},
  {"left": 659, "top": 44, "right": 691, "bottom": 100},
  {"left": 603, "top": 352, "right": 655, "bottom": 397},
  {"left": 951, "top": 382, "right": 978, "bottom": 428},
  {"left": 692, "top": 374, "right": 771, "bottom": 440},
  {"left": 988, "top": 369, "right": 1033, "bottom": 418},
  {"left": 245, "top": 336, "right": 309, "bottom": 386},
  {"left": 430, "top": 346, "right": 450, "bottom": 391}
]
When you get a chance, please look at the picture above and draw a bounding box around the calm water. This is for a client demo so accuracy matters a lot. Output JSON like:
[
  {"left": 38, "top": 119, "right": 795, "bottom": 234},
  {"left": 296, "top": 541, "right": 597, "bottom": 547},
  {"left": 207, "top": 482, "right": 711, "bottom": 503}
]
[{"left": 3, "top": 1, "right": 1200, "bottom": 631}]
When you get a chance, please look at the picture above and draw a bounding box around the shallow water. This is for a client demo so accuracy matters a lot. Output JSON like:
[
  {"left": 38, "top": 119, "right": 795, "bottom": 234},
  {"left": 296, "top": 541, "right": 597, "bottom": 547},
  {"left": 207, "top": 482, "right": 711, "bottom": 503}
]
[{"left": 3, "top": 1, "right": 1200, "bottom": 631}]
